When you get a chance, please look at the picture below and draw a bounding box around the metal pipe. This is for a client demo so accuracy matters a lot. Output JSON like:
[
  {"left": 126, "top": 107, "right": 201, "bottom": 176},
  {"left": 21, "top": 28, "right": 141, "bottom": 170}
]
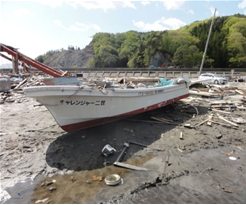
[{"left": 115, "top": 142, "right": 129, "bottom": 162}]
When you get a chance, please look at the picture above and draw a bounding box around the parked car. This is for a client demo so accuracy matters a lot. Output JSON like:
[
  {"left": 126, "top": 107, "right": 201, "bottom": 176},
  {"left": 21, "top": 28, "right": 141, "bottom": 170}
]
[{"left": 199, "top": 73, "right": 227, "bottom": 84}]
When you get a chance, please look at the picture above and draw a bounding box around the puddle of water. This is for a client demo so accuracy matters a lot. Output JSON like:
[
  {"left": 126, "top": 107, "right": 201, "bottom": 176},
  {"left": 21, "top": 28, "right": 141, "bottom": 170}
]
[
  {"left": 5, "top": 145, "right": 244, "bottom": 204},
  {"left": 3, "top": 154, "right": 153, "bottom": 204},
  {"left": 31, "top": 154, "right": 153, "bottom": 204},
  {"left": 3, "top": 175, "right": 43, "bottom": 204}
]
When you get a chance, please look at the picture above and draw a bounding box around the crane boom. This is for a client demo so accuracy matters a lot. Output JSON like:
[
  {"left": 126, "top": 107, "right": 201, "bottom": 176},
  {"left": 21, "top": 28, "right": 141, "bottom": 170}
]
[{"left": 0, "top": 43, "right": 66, "bottom": 77}]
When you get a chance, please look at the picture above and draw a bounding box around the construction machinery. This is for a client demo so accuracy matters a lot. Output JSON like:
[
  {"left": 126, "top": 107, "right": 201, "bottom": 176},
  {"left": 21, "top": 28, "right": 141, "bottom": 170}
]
[
  {"left": 0, "top": 43, "right": 67, "bottom": 77},
  {"left": 160, "top": 63, "right": 167, "bottom": 69}
]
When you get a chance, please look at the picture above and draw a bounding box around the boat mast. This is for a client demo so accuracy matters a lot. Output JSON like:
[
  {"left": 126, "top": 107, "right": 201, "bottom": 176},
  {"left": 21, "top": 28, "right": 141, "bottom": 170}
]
[{"left": 199, "top": 8, "right": 216, "bottom": 76}]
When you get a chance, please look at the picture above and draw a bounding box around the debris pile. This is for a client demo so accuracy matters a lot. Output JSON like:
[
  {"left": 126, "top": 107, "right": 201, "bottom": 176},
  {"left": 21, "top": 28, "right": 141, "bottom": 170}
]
[
  {"left": 194, "top": 113, "right": 243, "bottom": 129},
  {"left": 190, "top": 84, "right": 246, "bottom": 98},
  {"left": 209, "top": 99, "right": 246, "bottom": 112},
  {"left": 0, "top": 75, "right": 45, "bottom": 104}
]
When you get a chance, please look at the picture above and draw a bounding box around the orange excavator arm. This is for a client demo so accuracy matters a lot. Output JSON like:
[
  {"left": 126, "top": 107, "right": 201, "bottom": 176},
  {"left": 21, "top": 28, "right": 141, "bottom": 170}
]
[
  {"left": 0, "top": 43, "right": 66, "bottom": 77},
  {"left": 160, "top": 63, "right": 167, "bottom": 69}
]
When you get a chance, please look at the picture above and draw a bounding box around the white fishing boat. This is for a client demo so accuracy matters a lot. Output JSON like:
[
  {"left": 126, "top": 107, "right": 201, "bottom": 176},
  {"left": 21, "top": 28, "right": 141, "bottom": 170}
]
[{"left": 23, "top": 77, "right": 191, "bottom": 132}]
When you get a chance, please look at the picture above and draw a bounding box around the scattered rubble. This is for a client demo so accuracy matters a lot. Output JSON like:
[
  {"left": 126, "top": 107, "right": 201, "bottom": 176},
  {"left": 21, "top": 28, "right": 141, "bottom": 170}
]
[{"left": 1, "top": 70, "right": 246, "bottom": 203}]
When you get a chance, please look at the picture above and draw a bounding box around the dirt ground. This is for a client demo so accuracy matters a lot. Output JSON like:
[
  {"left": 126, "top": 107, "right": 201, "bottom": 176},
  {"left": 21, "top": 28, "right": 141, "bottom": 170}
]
[{"left": 0, "top": 82, "right": 246, "bottom": 203}]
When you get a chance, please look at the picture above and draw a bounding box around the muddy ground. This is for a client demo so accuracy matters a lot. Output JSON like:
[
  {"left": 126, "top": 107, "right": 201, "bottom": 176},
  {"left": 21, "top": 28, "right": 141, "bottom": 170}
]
[{"left": 0, "top": 82, "right": 246, "bottom": 203}]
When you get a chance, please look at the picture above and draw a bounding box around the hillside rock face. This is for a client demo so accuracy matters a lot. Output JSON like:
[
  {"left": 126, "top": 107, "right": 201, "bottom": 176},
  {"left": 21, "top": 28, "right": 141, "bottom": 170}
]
[
  {"left": 149, "top": 51, "right": 172, "bottom": 67},
  {"left": 44, "top": 44, "right": 94, "bottom": 68}
]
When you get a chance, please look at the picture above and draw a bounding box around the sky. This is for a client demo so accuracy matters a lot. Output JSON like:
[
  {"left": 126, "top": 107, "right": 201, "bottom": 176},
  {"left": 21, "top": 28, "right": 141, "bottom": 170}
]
[{"left": 0, "top": 0, "right": 246, "bottom": 66}]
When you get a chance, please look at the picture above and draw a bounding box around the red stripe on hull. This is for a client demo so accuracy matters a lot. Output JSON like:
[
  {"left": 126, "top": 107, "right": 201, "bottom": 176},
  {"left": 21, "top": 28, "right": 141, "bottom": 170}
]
[{"left": 61, "top": 93, "right": 189, "bottom": 132}]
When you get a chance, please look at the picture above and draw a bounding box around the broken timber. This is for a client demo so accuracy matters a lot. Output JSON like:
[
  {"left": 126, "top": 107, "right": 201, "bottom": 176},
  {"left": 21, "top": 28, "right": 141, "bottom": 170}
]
[
  {"left": 195, "top": 113, "right": 239, "bottom": 128},
  {"left": 151, "top": 117, "right": 178, "bottom": 125},
  {"left": 113, "top": 162, "right": 148, "bottom": 171},
  {"left": 217, "top": 114, "right": 239, "bottom": 127},
  {"left": 189, "top": 90, "right": 220, "bottom": 97},
  {"left": 113, "top": 141, "right": 149, "bottom": 171}
]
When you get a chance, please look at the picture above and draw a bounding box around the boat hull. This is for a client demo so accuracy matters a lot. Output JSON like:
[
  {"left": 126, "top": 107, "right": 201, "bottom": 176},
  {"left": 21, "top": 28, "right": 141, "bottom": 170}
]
[
  {"left": 24, "top": 82, "right": 189, "bottom": 132},
  {"left": 61, "top": 93, "right": 188, "bottom": 131}
]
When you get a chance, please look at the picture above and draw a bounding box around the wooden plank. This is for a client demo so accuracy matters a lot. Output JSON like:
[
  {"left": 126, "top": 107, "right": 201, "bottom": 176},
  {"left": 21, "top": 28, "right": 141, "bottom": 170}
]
[
  {"left": 211, "top": 104, "right": 236, "bottom": 107},
  {"left": 14, "top": 78, "right": 27, "bottom": 89},
  {"left": 151, "top": 116, "right": 173, "bottom": 122},
  {"left": 151, "top": 117, "right": 175, "bottom": 124},
  {"left": 195, "top": 119, "right": 209, "bottom": 127},
  {"left": 189, "top": 90, "right": 220, "bottom": 97},
  {"left": 217, "top": 114, "right": 239, "bottom": 127},
  {"left": 113, "top": 162, "right": 148, "bottom": 171},
  {"left": 235, "top": 89, "right": 244, "bottom": 95},
  {"left": 211, "top": 109, "right": 231, "bottom": 114},
  {"left": 209, "top": 120, "right": 232, "bottom": 128}
]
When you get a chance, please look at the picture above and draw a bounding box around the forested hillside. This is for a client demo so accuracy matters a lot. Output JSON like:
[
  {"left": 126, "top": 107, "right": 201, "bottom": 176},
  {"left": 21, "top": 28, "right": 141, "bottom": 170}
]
[{"left": 37, "top": 14, "right": 246, "bottom": 68}]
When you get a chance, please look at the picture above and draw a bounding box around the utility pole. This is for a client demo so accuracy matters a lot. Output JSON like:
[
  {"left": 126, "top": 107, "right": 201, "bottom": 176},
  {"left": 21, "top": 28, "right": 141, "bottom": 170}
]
[{"left": 199, "top": 9, "right": 216, "bottom": 76}]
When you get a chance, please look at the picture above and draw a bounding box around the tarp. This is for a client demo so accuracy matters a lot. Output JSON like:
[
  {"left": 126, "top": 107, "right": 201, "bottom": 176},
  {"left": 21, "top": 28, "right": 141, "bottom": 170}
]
[{"left": 157, "top": 78, "right": 173, "bottom": 87}]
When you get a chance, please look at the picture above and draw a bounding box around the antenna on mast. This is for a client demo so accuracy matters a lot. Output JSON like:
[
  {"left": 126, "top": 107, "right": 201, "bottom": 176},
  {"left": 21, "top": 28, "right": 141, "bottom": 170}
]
[{"left": 199, "top": 8, "right": 216, "bottom": 76}]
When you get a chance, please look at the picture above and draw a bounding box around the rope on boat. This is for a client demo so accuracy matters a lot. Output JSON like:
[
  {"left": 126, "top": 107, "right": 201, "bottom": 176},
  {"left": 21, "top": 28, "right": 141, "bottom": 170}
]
[
  {"left": 69, "top": 85, "right": 88, "bottom": 98},
  {"left": 98, "top": 84, "right": 108, "bottom": 95}
]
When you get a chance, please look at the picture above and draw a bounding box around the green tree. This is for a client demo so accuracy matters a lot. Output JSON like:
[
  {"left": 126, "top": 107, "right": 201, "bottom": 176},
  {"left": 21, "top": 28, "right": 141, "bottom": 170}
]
[
  {"left": 87, "top": 58, "right": 96, "bottom": 68},
  {"left": 173, "top": 45, "right": 203, "bottom": 68},
  {"left": 227, "top": 32, "right": 246, "bottom": 67},
  {"left": 119, "top": 31, "right": 140, "bottom": 61},
  {"left": 86, "top": 14, "right": 246, "bottom": 68},
  {"left": 35, "top": 55, "right": 44, "bottom": 63}
]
